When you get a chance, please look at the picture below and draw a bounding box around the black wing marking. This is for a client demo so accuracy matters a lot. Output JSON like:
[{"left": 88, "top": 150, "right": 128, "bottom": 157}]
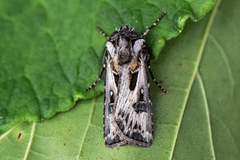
[{"left": 104, "top": 39, "right": 152, "bottom": 148}]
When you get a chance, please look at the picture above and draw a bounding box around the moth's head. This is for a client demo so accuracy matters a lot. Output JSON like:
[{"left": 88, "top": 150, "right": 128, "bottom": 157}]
[
  {"left": 109, "top": 25, "right": 138, "bottom": 42},
  {"left": 118, "top": 25, "right": 133, "bottom": 34},
  {"left": 119, "top": 25, "right": 130, "bottom": 31},
  {"left": 117, "top": 25, "right": 138, "bottom": 39}
]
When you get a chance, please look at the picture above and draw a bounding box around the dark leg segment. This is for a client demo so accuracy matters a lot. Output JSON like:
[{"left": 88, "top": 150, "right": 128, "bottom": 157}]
[
  {"left": 84, "top": 66, "right": 105, "bottom": 92},
  {"left": 148, "top": 66, "right": 167, "bottom": 94},
  {"left": 84, "top": 26, "right": 108, "bottom": 92}
]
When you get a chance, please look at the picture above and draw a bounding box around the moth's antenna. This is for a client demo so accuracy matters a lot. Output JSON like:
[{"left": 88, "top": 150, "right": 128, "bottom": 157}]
[
  {"left": 96, "top": 26, "right": 110, "bottom": 40},
  {"left": 140, "top": 12, "right": 166, "bottom": 38},
  {"left": 84, "top": 47, "right": 106, "bottom": 92}
]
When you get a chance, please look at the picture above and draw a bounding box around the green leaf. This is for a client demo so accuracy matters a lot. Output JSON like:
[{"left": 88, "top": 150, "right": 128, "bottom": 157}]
[
  {"left": 0, "top": 0, "right": 214, "bottom": 132},
  {"left": 1, "top": 0, "right": 239, "bottom": 159}
]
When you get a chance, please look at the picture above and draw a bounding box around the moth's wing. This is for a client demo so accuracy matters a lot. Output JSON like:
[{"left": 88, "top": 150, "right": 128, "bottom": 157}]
[
  {"left": 103, "top": 48, "right": 128, "bottom": 148},
  {"left": 114, "top": 39, "right": 153, "bottom": 147}
]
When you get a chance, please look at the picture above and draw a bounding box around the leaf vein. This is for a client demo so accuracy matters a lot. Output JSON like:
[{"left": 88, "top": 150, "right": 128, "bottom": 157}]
[
  {"left": 0, "top": 123, "right": 21, "bottom": 140},
  {"left": 23, "top": 122, "right": 36, "bottom": 160},
  {"left": 210, "top": 113, "right": 239, "bottom": 154},
  {"left": 77, "top": 99, "right": 95, "bottom": 159},
  {"left": 197, "top": 72, "right": 216, "bottom": 159},
  {"left": 169, "top": 0, "right": 222, "bottom": 159},
  {"left": 208, "top": 33, "right": 235, "bottom": 97}
]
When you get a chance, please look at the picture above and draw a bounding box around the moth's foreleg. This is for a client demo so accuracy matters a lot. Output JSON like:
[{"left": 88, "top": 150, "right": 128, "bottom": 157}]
[
  {"left": 84, "top": 65, "right": 105, "bottom": 92},
  {"left": 96, "top": 26, "right": 109, "bottom": 40},
  {"left": 140, "top": 12, "right": 166, "bottom": 38},
  {"left": 148, "top": 66, "right": 168, "bottom": 94}
]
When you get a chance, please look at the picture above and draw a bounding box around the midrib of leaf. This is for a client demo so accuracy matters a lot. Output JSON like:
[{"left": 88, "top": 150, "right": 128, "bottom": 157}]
[
  {"left": 169, "top": 0, "right": 221, "bottom": 159},
  {"left": 197, "top": 72, "right": 216, "bottom": 160},
  {"left": 24, "top": 122, "right": 36, "bottom": 160},
  {"left": 77, "top": 99, "right": 95, "bottom": 159}
]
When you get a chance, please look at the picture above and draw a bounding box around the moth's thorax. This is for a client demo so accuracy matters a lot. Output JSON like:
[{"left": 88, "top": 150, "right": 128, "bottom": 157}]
[
  {"left": 106, "top": 25, "right": 146, "bottom": 67},
  {"left": 118, "top": 37, "right": 132, "bottom": 65},
  {"left": 119, "top": 36, "right": 129, "bottom": 48}
]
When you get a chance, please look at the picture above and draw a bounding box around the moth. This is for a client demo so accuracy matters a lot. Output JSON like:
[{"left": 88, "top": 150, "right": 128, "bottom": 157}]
[{"left": 84, "top": 12, "right": 167, "bottom": 148}]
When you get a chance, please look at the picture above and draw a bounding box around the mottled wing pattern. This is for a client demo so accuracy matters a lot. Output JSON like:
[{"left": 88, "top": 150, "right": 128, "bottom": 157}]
[
  {"left": 103, "top": 42, "right": 127, "bottom": 147},
  {"left": 103, "top": 38, "right": 153, "bottom": 148}
]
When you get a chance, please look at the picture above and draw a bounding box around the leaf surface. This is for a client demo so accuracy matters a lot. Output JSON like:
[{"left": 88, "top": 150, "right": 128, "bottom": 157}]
[{"left": 1, "top": 0, "right": 239, "bottom": 159}]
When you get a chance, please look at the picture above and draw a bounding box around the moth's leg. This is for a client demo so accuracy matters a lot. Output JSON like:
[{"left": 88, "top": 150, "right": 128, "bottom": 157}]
[
  {"left": 96, "top": 26, "right": 109, "bottom": 40},
  {"left": 148, "top": 66, "right": 168, "bottom": 94},
  {"left": 85, "top": 27, "right": 107, "bottom": 92},
  {"left": 140, "top": 12, "right": 166, "bottom": 38},
  {"left": 84, "top": 65, "right": 105, "bottom": 92}
]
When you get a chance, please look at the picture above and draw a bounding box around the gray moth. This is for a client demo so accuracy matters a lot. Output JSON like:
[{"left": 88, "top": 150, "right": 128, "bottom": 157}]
[{"left": 85, "top": 12, "right": 167, "bottom": 148}]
